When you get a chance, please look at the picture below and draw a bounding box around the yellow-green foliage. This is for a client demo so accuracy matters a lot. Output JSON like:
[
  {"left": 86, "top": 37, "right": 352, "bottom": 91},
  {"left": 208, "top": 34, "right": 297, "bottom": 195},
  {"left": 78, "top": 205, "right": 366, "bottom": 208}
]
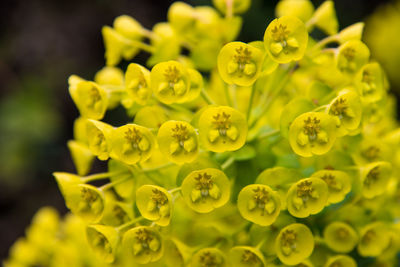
[{"left": 6, "top": 1, "right": 400, "bottom": 266}]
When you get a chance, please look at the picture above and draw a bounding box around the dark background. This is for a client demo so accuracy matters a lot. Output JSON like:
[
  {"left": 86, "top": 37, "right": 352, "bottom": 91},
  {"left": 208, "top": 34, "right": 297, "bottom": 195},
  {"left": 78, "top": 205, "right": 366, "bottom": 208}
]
[{"left": 0, "top": 0, "right": 393, "bottom": 259}]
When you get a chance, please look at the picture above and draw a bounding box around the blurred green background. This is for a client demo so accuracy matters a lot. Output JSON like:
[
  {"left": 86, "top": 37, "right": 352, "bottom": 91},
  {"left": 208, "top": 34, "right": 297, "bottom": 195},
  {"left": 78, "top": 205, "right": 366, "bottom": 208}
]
[{"left": 0, "top": 0, "right": 395, "bottom": 260}]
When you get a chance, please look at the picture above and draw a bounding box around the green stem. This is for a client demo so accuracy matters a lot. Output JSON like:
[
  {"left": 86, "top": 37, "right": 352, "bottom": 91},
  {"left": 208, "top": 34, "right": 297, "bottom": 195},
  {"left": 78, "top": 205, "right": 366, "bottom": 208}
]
[
  {"left": 255, "top": 236, "right": 268, "bottom": 250},
  {"left": 310, "top": 34, "right": 339, "bottom": 54},
  {"left": 117, "top": 216, "right": 145, "bottom": 232},
  {"left": 201, "top": 88, "right": 216, "bottom": 105},
  {"left": 127, "top": 39, "right": 155, "bottom": 53},
  {"left": 140, "top": 162, "right": 175, "bottom": 173},
  {"left": 168, "top": 187, "right": 181, "bottom": 194},
  {"left": 224, "top": 84, "right": 234, "bottom": 107},
  {"left": 221, "top": 156, "right": 235, "bottom": 170},
  {"left": 246, "top": 85, "right": 256, "bottom": 122},
  {"left": 82, "top": 171, "right": 128, "bottom": 183},
  {"left": 99, "top": 175, "right": 132, "bottom": 191},
  {"left": 257, "top": 129, "right": 281, "bottom": 140}
]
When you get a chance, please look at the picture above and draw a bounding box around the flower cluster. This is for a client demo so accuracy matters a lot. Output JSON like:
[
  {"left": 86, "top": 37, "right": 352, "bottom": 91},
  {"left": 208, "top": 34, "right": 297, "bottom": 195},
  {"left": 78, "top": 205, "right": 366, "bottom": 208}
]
[{"left": 6, "top": 0, "right": 400, "bottom": 266}]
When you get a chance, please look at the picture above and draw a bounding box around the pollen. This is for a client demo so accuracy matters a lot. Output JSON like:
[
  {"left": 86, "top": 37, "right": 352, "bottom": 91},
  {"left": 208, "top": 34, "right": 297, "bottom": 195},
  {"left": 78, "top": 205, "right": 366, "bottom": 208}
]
[
  {"left": 171, "top": 123, "right": 190, "bottom": 144},
  {"left": 233, "top": 46, "right": 252, "bottom": 65},
  {"left": 164, "top": 66, "right": 180, "bottom": 84},
  {"left": 136, "top": 228, "right": 153, "bottom": 244},
  {"left": 364, "top": 166, "right": 380, "bottom": 187},
  {"left": 336, "top": 227, "right": 349, "bottom": 239},
  {"left": 303, "top": 117, "right": 321, "bottom": 140},
  {"left": 199, "top": 251, "right": 220, "bottom": 267},
  {"left": 281, "top": 229, "right": 297, "bottom": 255},
  {"left": 343, "top": 47, "right": 356, "bottom": 61},
  {"left": 330, "top": 98, "right": 348, "bottom": 117},
  {"left": 297, "top": 180, "right": 315, "bottom": 200},
  {"left": 125, "top": 127, "right": 142, "bottom": 145},
  {"left": 362, "top": 146, "right": 380, "bottom": 161},
  {"left": 195, "top": 173, "right": 214, "bottom": 191},
  {"left": 271, "top": 24, "right": 290, "bottom": 42},
  {"left": 241, "top": 250, "right": 259, "bottom": 264},
  {"left": 253, "top": 187, "right": 270, "bottom": 206},
  {"left": 321, "top": 174, "right": 338, "bottom": 189},
  {"left": 81, "top": 187, "right": 98, "bottom": 203},
  {"left": 151, "top": 189, "right": 168, "bottom": 206},
  {"left": 212, "top": 112, "right": 232, "bottom": 136}
]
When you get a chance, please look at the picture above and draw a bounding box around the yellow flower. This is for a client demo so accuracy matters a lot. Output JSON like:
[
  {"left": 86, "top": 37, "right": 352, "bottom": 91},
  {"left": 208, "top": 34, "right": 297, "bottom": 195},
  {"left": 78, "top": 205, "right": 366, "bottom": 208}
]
[
  {"left": 323, "top": 221, "right": 358, "bottom": 253},
  {"left": 286, "top": 177, "right": 328, "bottom": 218},
  {"left": 191, "top": 248, "right": 227, "bottom": 267},
  {"left": 275, "top": 223, "right": 314, "bottom": 265},
  {"left": 198, "top": 106, "right": 247, "bottom": 152},
  {"left": 264, "top": 16, "right": 308, "bottom": 64},
  {"left": 311, "top": 170, "right": 351, "bottom": 204},
  {"left": 288, "top": 112, "right": 337, "bottom": 157}
]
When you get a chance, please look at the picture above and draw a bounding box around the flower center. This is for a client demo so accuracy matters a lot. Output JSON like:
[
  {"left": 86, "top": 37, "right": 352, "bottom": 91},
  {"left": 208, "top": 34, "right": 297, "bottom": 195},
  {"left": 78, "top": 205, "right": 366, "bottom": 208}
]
[
  {"left": 113, "top": 206, "right": 129, "bottom": 224},
  {"left": 281, "top": 229, "right": 297, "bottom": 255},
  {"left": 343, "top": 47, "right": 356, "bottom": 61},
  {"left": 171, "top": 123, "right": 190, "bottom": 146},
  {"left": 125, "top": 128, "right": 142, "bottom": 146},
  {"left": 151, "top": 189, "right": 168, "bottom": 206},
  {"left": 271, "top": 24, "right": 290, "bottom": 43},
  {"left": 234, "top": 46, "right": 252, "bottom": 65},
  {"left": 212, "top": 112, "right": 231, "bottom": 136},
  {"left": 87, "top": 86, "right": 101, "bottom": 108},
  {"left": 336, "top": 227, "right": 349, "bottom": 239},
  {"left": 364, "top": 166, "right": 380, "bottom": 187},
  {"left": 241, "top": 250, "right": 259, "bottom": 264},
  {"left": 330, "top": 98, "right": 348, "bottom": 118},
  {"left": 297, "top": 180, "right": 314, "bottom": 201},
  {"left": 195, "top": 173, "right": 214, "bottom": 191},
  {"left": 362, "top": 146, "right": 380, "bottom": 161},
  {"left": 303, "top": 117, "right": 321, "bottom": 141},
  {"left": 81, "top": 187, "right": 98, "bottom": 203},
  {"left": 199, "top": 252, "right": 220, "bottom": 267},
  {"left": 164, "top": 66, "right": 180, "bottom": 84},
  {"left": 253, "top": 187, "right": 270, "bottom": 206},
  {"left": 362, "top": 229, "right": 376, "bottom": 244}
]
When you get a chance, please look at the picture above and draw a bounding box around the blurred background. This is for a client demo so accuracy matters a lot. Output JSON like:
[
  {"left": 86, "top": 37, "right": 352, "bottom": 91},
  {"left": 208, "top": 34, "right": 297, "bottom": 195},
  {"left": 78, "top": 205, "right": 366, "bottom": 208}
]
[{"left": 0, "top": 0, "right": 397, "bottom": 259}]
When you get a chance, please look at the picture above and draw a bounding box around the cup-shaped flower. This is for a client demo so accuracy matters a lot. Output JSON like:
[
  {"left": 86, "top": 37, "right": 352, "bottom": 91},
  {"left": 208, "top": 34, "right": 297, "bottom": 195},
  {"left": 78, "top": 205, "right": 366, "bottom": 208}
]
[
  {"left": 150, "top": 60, "right": 191, "bottom": 104},
  {"left": 198, "top": 106, "right": 247, "bottom": 153},
  {"left": 86, "top": 119, "right": 114, "bottom": 161},
  {"left": 355, "top": 62, "right": 385, "bottom": 103},
  {"left": 336, "top": 40, "right": 370, "bottom": 75},
  {"left": 108, "top": 159, "right": 135, "bottom": 200},
  {"left": 229, "top": 246, "right": 266, "bottom": 267},
  {"left": 276, "top": 0, "right": 314, "bottom": 22},
  {"left": 289, "top": 112, "right": 337, "bottom": 157},
  {"left": 86, "top": 224, "right": 119, "bottom": 263},
  {"left": 64, "top": 184, "right": 105, "bottom": 223},
  {"left": 122, "top": 226, "right": 163, "bottom": 264},
  {"left": 217, "top": 42, "right": 264, "bottom": 86},
  {"left": 109, "top": 124, "right": 155, "bottom": 165},
  {"left": 311, "top": 170, "right": 351, "bottom": 204},
  {"left": 69, "top": 80, "right": 108, "bottom": 120},
  {"left": 275, "top": 223, "right": 314, "bottom": 265},
  {"left": 286, "top": 177, "right": 328, "bottom": 218},
  {"left": 125, "top": 63, "right": 152, "bottom": 105},
  {"left": 94, "top": 66, "right": 124, "bottom": 87},
  {"left": 136, "top": 185, "right": 172, "bottom": 226},
  {"left": 237, "top": 184, "right": 281, "bottom": 226},
  {"left": 163, "top": 238, "right": 193, "bottom": 267},
  {"left": 361, "top": 161, "right": 392, "bottom": 199},
  {"left": 324, "top": 255, "right": 356, "bottom": 267},
  {"left": 181, "top": 168, "right": 230, "bottom": 213},
  {"left": 327, "top": 90, "right": 362, "bottom": 137},
  {"left": 191, "top": 248, "right": 227, "bottom": 267},
  {"left": 101, "top": 199, "right": 133, "bottom": 227},
  {"left": 264, "top": 16, "right": 308, "bottom": 64},
  {"left": 323, "top": 221, "right": 358, "bottom": 253},
  {"left": 357, "top": 222, "right": 390, "bottom": 257},
  {"left": 157, "top": 121, "right": 199, "bottom": 164}
]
